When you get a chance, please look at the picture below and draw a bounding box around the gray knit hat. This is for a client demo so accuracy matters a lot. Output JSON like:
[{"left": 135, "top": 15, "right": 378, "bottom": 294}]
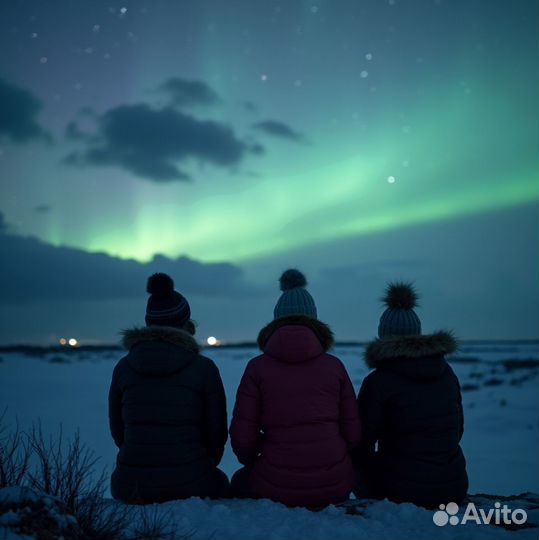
[
  {"left": 274, "top": 269, "right": 317, "bottom": 319},
  {"left": 378, "top": 282, "right": 421, "bottom": 338},
  {"left": 145, "top": 273, "right": 191, "bottom": 328}
]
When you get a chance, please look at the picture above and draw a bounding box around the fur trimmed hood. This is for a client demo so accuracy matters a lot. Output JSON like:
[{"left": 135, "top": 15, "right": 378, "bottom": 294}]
[
  {"left": 257, "top": 315, "right": 334, "bottom": 352},
  {"left": 122, "top": 325, "right": 200, "bottom": 353},
  {"left": 365, "top": 331, "right": 457, "bottom": 370}
]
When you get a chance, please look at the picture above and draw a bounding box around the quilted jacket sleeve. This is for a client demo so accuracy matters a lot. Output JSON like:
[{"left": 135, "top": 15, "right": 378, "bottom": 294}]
[
  {"left": 108, "top": 362, "right": 124, "bottom": 448},
  {"left": 353, "top": 372, "right": 384, "bottom": 467},
  {"left": 229, "top": 359, "right": 262, "bottom": 466},
  {"left": 203, "top": 359, "right": 228, "bottom": 466},
  {"left": 338, "top": 359, "right": 362, "bottom": 448}
]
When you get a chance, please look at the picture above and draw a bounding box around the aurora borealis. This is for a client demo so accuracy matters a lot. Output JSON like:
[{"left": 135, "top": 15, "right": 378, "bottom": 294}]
[{"left": 0, "top": 0, "right": 537, "bottom": 344}]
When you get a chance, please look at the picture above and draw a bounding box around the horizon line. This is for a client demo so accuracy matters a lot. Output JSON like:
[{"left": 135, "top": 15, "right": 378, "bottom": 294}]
[{"left": 0, "top": 337, "right": 538, "bottom": 353}]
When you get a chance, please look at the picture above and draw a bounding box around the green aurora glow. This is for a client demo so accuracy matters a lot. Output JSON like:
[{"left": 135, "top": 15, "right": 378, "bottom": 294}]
[
  {"left": 1, "top": 0, "right": 536, "bottom": 265},
  {"left": 76, "top": 81, "right": 537, "bottom": 263}
]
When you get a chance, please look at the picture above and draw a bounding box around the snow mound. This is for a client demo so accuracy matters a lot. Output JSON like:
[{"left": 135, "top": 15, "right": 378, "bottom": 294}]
[
  {"left": 1, "top": 487, "right": 537, "bottom": 539},
  {"left": 124, "top": 493, "right": 538, "bottom": 540}
]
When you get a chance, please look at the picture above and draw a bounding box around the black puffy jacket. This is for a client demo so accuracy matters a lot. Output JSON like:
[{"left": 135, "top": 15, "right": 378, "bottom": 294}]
[
  {"left": 354, "top": 331, "right": 468, "bottom": 508},
  {"left": 109, "top": 326, "right": 227, "bottom": 503}
]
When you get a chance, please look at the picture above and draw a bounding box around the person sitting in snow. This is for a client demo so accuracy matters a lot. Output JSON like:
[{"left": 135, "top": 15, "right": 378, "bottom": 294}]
[
  {"left": 353, "top": 282, "right": 468, "bottom": 508},
  {"left": 108, "top": 273, "right": 229, "bottom": 503},
  {"left": 229, "top": 269, "right": 361, "bottom": 507}
]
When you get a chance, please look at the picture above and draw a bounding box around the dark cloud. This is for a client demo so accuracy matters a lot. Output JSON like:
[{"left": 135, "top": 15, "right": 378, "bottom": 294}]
[
  {"left": 320, "top": 260, "right": 426, "bottom": 280},
  {"left": 65, "top": 104, "right": 249, "bottom": 181},
  {"left": 0, "top": 77, "right": 50, "bottom": 144},
  {"left": 242, "top": 101, "right": 258, "bottom": 113},
  {"left": 160, "top": 78, "right": 220, "bottom": 108},
  {"left": 253, "top": 120, "right": 304, "bottom": 142},
  {"left": 249, "top": 143, "right": 265, "bottom": 155},
  {"left": 0, "top": 228, "right": 252, "bottom": 303},
  {"left": 34, "top": 204, "right": 51, "bottom": 213}
]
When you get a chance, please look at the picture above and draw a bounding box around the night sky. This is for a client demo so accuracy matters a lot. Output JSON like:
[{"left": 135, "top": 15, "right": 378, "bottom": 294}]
[{"left": 0, "top": 0, "right": 537, "bottom": 345}]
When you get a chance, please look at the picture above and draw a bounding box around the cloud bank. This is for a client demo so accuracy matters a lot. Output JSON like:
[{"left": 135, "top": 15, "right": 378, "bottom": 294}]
[
  {"left": 0, "top": 77, "right": 49, "bottom": 144},
  {"left": 65, "top": 104, "right": 249, "bottom": 181},
  {"left": 0, "top": 213, "right": 252, "bottom": 303},
  {"left": 160, "top": 77, "right": 220, "bottom": 108},
  {"left": 253, "top": 120, "right": 304, "bottom": 142}
]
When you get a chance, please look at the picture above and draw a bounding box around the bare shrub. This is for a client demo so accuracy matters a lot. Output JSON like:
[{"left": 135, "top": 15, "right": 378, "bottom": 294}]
[
  {"left": 0, "top": 419, "right": 188, "bottom": 539},
  {"left": 26, "top": 422, "right": 102, "bottom": 513},
  {"left": 76, "top": 496, "right": 134, "bottom": 540},
  {"left": 24, "top": 422, "right": 137, "bottom": 538},
  {"left": 0, "top": 410, "right": 31, "bottom": 487},
  {"left": 131, "top": 504, "right": 182, "bottom": 540}
]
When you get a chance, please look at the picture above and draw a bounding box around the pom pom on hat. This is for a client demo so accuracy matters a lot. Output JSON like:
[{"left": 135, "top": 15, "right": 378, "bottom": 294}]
[
  {"left": 279, "top": 269, "right": 307, "bottom": 291},
  {"left": 382, "top": 282, "right": 419, "bottom": 310},
  {"left": 274, "top": 269, "right": 317, "bottom": 319},
  {"left": 147, "top": 273, "right": 174, "bottom": 299},
  {"left": 145, "top": 273, "right": 191, "bottom": 328},
  {"left": 378, "top": 281, "right": 422, "bottom": 338}
]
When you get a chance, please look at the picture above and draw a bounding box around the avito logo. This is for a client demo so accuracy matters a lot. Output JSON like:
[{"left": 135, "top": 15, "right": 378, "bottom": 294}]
[{"left": 433, "top": 502, "right": 528, "bottom": 527}]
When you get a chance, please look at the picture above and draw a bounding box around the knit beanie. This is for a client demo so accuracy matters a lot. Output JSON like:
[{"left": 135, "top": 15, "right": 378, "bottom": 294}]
[
  {"left": 378, "top": 282, "right": 422, "bottom": 338},
  {"left": 145, "top": 273, "right": 191, "bottom": 328},
  {"left": 273, "top": 269, "right": 317, "bottom": 319}
]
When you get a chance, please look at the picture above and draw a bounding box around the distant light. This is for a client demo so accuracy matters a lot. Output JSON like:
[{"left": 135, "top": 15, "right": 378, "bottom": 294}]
[
  {"left": 365, "top": 53, "right": 373, "bottom": 60},
  {"left": 387, "top": 176, "right": 396, "bottom": 184},
  {"left": 40, "top": 56, "right": 48, "bottom": 64},
  {"left": 360, "top": 70, "right": 368, "bottom": 78},
  {"left": 120, "top": 7, "right": 128, "bottom": 14},
  {"left": 68, "top": 338, "right": 78, "bottom": 347},
  {"left": 260, "top": 74, "right": 268, "bottom": 81},
  {"left": 59, "top": 338, "right": 67, "bottom": 346},
  {"left": 207, "top": 336, "right": 217, "bottom": 346},
  {"left": 310, "top": 6, "right": 319, "bottom": 13}
]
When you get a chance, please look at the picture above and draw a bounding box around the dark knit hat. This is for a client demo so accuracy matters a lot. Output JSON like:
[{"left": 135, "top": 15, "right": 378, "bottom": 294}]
[
  {"left": 145, "top": 273, "right": 191, "bottom": 328},
  {"left": 274, "top": 269, "right": 317, "bottom": 319},
  {"left": 378, "top": 282, "right": 422, "bottom": 338}
]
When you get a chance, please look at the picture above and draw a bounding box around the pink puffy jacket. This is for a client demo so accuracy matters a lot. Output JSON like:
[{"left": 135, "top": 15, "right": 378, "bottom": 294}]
[{"left": 230, "top": 315, "right": 361, "bottom": 507}]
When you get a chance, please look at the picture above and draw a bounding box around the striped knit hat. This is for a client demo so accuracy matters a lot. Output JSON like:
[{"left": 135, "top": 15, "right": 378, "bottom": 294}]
[
  {"left": 274, "top": 269, "right": 317, "bottom": 319},
  {"left": 145, "top": 273, "right": 191, "bottom": 328},
  {"left": 378, "top": 282, "right": 421, "bottom": 338}
]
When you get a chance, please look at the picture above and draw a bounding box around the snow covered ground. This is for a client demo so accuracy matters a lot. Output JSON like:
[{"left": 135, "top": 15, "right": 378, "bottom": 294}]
[
  {"left": 0, "top": 341, "right": 538, "bottom": 539},
  {"left": 1, "top": 485, "right": 537, "bottom": 540}
]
